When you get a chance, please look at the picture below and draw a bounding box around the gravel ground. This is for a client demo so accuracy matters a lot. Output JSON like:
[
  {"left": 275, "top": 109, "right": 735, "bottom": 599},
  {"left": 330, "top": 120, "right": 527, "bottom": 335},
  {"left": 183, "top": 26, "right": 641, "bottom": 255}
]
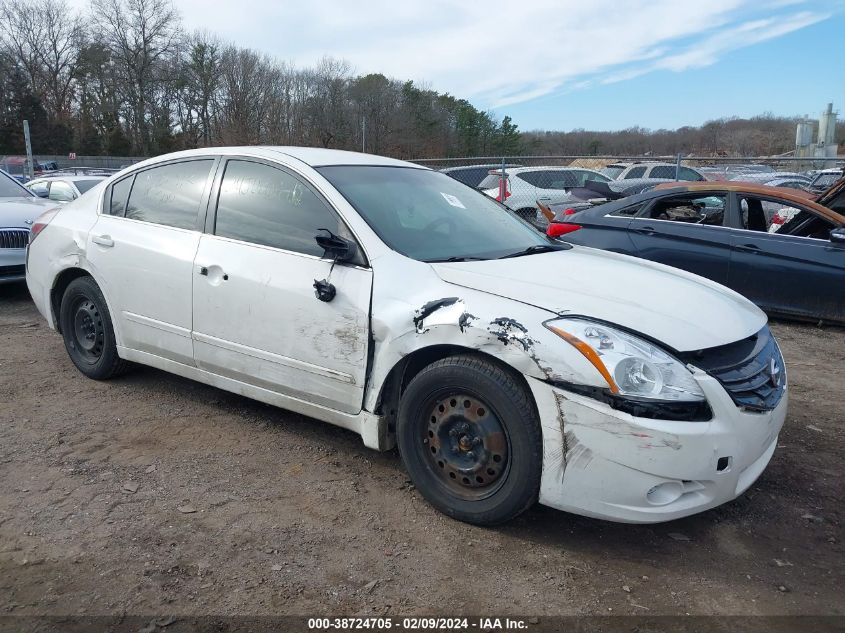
[{"left": 1, "top": 282, "right": 843, "bottom": 618}]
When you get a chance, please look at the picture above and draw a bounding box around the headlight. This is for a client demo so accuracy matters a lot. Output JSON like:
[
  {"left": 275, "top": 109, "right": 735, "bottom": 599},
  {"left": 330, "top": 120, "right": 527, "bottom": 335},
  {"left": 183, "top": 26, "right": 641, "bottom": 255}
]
[{"left": 545, "top": 318, "right": 705, "bottom": 402}]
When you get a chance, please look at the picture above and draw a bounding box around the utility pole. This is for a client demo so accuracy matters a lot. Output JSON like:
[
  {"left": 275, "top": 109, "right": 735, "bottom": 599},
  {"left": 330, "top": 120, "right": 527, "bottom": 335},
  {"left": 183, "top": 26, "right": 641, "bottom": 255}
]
[
  {"left": 362, "top": 115, "right": 366, "bottom": 153},
  {"left": 23, "top": 120, "right": 34, "bottom": 181}
]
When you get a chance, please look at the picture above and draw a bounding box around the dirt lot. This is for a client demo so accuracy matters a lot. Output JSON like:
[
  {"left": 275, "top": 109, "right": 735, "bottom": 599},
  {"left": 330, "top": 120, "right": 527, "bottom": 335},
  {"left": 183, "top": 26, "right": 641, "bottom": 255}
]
[{"left": 1, "top": 282, "right": 843, "bottom": 619}]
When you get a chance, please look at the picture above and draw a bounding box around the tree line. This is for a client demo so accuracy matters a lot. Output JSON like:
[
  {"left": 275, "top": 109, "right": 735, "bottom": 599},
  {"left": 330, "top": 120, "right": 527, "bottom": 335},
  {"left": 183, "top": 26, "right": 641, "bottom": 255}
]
[
  {"left": 523, "top": 116, "right": 845, "bottom": 158},
  {"left": 0, "top": 0, "right": 522, "bottom": 158},
  {"left": 1, "top": 0, "right": 840, "bottom": 160}
]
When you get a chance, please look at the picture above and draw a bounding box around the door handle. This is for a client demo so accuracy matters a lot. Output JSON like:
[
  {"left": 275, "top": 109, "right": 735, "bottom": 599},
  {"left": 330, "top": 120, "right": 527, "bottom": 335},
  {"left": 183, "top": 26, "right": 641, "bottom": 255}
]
[
  {"left": 92, "top": 234, "right": 114, "bottom": 248},
  {"left": 735, "top": 243, "right": 760, "bottom": 253},
  {"left": 197, "top": 265, "right": 228, "bottom": 281}
]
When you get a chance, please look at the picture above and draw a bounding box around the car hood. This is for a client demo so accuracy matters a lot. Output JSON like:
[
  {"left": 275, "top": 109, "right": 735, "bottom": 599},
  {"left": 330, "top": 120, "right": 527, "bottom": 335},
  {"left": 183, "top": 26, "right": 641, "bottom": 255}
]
[
  {"left": 0, "top": 196, "right": 58, "bottom": 228},
  {"left": 431, "top": 247, "right": 766, "bottom": 352}
]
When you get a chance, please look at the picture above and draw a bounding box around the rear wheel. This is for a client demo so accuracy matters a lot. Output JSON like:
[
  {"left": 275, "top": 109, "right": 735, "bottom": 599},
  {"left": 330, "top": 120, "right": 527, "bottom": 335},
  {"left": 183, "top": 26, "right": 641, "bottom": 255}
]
[
  {"left": 397, "top": 355, "right": 542, "bottom": 525},
  {"left": 59, "top": 276, "right": 129, "bottom": 379}
]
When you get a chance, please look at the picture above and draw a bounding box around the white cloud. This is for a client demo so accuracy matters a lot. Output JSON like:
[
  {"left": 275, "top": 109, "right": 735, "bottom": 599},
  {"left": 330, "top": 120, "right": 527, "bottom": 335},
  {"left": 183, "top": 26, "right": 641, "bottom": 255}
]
[{"left": 73, "top": 0, "right": 832, "bottom": 110}]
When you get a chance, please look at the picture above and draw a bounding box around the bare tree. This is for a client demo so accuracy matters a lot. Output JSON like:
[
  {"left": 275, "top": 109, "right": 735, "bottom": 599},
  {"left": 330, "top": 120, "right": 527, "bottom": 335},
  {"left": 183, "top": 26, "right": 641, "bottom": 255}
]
[
  {"left": 90, "top": 0, "right": 181, "bottom": 153},
  {"left": 0, "top": 0, "right": 84, "bottom": 119},
  {"left": 216, "top": 46, "right": 275, "bottom": 144}
]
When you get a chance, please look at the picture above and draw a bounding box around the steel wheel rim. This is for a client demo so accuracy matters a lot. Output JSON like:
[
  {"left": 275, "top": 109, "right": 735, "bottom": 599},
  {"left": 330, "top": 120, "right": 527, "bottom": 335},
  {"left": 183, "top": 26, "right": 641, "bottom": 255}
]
[
  {"left": 421, "top": 393, "right": 510, "bottom": 501},
  {"left": 70, "top": 297, "right": 105, "bottom": 363}
]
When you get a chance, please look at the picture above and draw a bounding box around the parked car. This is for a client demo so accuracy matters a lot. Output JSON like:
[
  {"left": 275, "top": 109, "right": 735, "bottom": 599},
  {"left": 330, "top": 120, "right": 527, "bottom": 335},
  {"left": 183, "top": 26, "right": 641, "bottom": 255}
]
[
  {"left": 478, "top": 166, "right": 611, "bottom": 222},
  {"left": 440, "top": 163, "right": 520, "bottom": 188},
  {"left": 546, "top": 180, "right": 845, "bottom": 324},
  {"left": 728, "top": 172, "right": 811, "bottom": 189},
  {"left": 27, "top": 147, "right": 787, "bottom": 525},
  {"left": 696, "top": 166, "right": 729, "bottom": 181},
  {"left": 807, "top": 168, "right": 843, "bottom": 195},
  {"left": 601, "top": 162, "right": 705, "bottom": 181},
  {"left": 25, "top": 175, "right": 108, "bottom": 203},
  {"left": 0, "top": 170, "right": 59, "bottom": 284},
  {"left": 534, "top": 178, "right": 677, "bottom": 227},
  {"left": 0, "top": 156, "right": 60, "bottom": 183}
]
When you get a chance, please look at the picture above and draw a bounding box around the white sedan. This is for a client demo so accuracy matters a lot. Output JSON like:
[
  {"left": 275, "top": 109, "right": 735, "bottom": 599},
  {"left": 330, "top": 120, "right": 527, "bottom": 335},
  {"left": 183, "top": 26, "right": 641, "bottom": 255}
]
[{"left": 25, "top": 147, "right": 787, "bottom": 525}]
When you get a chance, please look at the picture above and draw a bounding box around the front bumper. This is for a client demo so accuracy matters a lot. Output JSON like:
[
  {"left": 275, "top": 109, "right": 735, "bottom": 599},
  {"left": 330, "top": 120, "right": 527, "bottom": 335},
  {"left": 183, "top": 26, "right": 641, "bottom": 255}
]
[
  {"left": 529, "top": 367, "right": 787, "bottom": 523},
  {"left": 0, "top": 248, "right": 26, "bottom": 284}
]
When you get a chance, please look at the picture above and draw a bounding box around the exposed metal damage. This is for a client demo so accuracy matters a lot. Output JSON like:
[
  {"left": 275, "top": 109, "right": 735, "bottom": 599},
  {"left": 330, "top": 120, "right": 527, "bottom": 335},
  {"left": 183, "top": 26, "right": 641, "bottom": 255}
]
[
  {"left": 487, "top": 317, "right": 535, "bottom": 351},
  {"left": 413, "top": 297, "right": 460, "bottom": 333}
]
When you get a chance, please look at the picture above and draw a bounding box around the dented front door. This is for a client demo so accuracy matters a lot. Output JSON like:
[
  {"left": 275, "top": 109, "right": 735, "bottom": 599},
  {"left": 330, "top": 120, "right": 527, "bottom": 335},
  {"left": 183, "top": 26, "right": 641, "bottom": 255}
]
[
  {"left": 191, "top": 235, "right": 372, "bottom": 414},
  {"left": 190, "top": 157, "right": 372, "bottom": 415}
]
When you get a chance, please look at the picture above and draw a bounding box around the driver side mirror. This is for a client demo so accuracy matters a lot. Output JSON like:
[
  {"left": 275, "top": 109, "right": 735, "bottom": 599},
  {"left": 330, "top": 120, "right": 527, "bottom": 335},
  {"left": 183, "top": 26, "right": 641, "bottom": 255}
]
[
  {"left": 315, "top": 230, "right": 358, "bottom": 263},
  {"left": 830, "top": 227, "right": 845, "bottom": 244}
]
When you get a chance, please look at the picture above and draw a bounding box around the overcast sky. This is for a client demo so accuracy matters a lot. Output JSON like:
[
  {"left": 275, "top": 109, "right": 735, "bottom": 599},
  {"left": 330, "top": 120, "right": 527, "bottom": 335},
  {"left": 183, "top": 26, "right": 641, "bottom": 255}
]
[{"left": 75, "top": 0, "right": 844, "bottom": 131}]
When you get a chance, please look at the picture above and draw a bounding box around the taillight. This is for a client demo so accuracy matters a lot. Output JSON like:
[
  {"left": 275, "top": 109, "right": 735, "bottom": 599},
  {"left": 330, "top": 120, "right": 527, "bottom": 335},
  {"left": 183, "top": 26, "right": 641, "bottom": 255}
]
[
  {"left": 562, "top": 208, "right": 577, "bottom": 215},
  {"left": 495, "top": 177, "right": 511, "bottom": 202},
  {"left": 29, "top": 208, "right": 60, "bottom": 244},
  {"left": 547, "top": 223, "right": 581, "bottom": 238}
]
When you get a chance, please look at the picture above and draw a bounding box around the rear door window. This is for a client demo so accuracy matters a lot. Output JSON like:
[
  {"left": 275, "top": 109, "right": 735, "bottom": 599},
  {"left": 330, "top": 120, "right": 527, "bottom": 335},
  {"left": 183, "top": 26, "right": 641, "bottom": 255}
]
[
  {"left": 646, "top": 194, "right": 727, "bottom": 225},
  {"left": 520, "top": 170, "right": 577, "bottom": 189},
  {"left": 679, "top": 167, "right": 703, "bottom": 181},
  {"left": 649, "top": 166, "right": 675, "bottom": 179},
  {"left": 125, "top": 160, "right": 213, "bottom": 229},
  {"left": 446, "top": 167, "right": 487, "bottom": 187},
  {"left": 623, "top": 166, "right": 647, "bottom": 179}
]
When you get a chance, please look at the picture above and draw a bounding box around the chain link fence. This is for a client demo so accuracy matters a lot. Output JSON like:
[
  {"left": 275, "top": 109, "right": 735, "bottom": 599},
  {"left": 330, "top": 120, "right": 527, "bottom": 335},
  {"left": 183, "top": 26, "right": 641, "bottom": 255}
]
[{"left": 411, "top": 155, "right": 844, "bottom": 227}]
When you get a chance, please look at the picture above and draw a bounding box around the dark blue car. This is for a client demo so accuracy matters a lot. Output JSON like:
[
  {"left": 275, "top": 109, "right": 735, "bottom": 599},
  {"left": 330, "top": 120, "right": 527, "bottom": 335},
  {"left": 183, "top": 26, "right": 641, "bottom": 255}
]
[{"left": 546, "top": 181, "right": 845, "bottom": 324}]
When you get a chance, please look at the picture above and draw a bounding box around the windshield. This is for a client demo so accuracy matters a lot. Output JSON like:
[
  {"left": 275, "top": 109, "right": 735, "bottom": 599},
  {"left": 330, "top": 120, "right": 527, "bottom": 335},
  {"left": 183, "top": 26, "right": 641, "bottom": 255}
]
[
  {"left": 318, "top": 166, "right": 552, "bottom": 262},
  {"left": 0, "top": 172, "right": 33, "bottom": 198},
  {"left": 74, "top": 179, "right": 103, "bottom": 193}
]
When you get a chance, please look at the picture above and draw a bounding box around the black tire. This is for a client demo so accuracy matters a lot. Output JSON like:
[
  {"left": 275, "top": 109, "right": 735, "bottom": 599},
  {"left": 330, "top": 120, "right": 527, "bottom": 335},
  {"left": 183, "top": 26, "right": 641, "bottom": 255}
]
[
  {"left": 59, "top": 276, "right": 129, "bottom": 380},
  {"left": 396, "top": 354, "right": 542, "bottom": 525}
]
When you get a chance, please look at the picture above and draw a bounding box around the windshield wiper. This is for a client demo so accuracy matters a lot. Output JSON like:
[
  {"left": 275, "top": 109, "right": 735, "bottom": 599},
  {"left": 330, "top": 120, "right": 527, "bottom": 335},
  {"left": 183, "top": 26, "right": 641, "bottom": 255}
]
[
  {"left": 497, "top": 244, "right": 569, "bottom": 259},
  {"left": 425, "top": 255, "right": 489, "bottom": 263}
]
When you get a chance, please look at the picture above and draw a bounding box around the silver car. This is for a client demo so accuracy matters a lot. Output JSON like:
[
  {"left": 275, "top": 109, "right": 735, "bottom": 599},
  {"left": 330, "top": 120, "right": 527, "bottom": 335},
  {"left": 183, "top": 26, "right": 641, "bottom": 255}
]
[
  {"left": 0, "top": 171, "right": 58, "bottom": 284},
  {"left": 478, "top": 166, "right": 611, "bottom": 222},
  {"left": 25, "top": 175, "right": 108, "bottom": 203}
]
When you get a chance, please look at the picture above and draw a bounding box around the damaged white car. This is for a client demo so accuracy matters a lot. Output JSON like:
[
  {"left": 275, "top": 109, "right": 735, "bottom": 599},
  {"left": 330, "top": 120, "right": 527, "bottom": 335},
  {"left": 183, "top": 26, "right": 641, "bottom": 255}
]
[{"left": 26, "top": 147, "right": 787, "bottom": 525}]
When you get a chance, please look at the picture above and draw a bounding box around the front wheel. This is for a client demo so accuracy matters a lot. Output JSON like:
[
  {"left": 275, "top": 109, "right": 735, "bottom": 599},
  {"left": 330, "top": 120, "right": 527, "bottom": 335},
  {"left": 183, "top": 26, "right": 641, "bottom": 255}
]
[
  {"left": 59, "top": 276, "right": 129, "bottom": 380},
  {"left": 396, "top": 355, "right": 542, "bottom": 525}
]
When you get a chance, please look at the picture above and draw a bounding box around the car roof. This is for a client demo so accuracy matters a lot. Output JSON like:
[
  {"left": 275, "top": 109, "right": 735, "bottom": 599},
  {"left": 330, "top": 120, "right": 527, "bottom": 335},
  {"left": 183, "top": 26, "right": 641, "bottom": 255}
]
[
  {"left": 440, "top": 164, "right": 519, "bottom": 172},
  {"left": 506, "top": 166, "right": 604, "bottom": 174},
  {"left": 610, "top": 177, "right": 675, "bottom": 188},
  {"left": 29, "top": 175, "right": 109, "bottom": 182},
  {"left": 123, "top": 146, "right": 424, "bottom": 170},
  {"left": 609, "top": 162, "right": 688, "bottom": 168},
  {"left": 729, "top": 172, "right": 807, "bottom": 181}
]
